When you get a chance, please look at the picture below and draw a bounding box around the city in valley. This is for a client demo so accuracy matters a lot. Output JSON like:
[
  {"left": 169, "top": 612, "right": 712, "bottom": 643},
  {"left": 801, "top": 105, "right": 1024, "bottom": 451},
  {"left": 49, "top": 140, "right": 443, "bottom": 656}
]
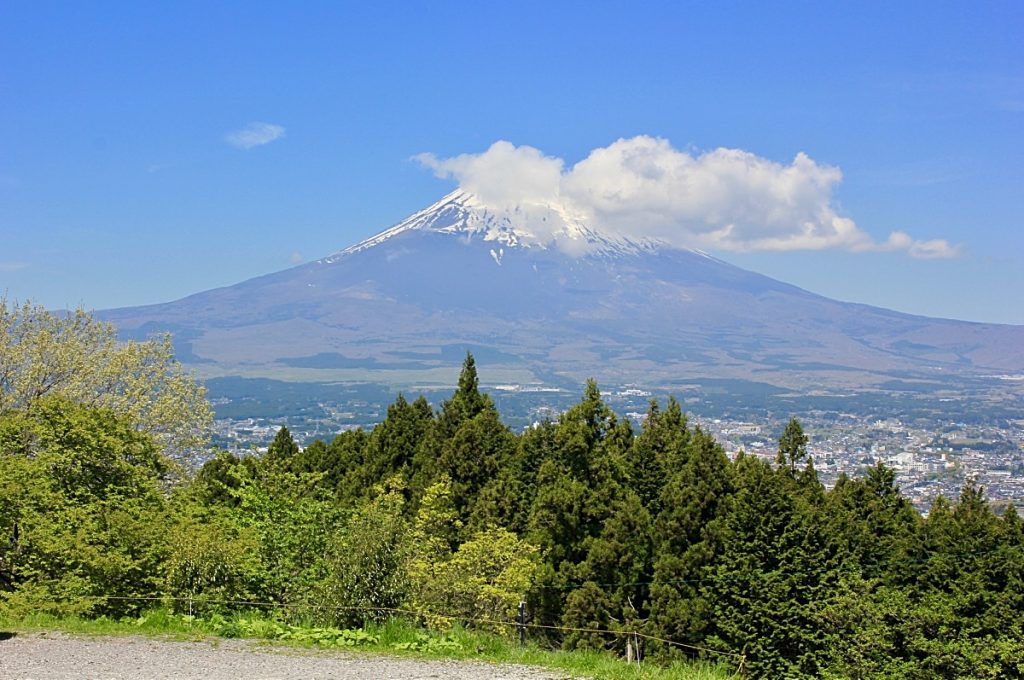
[{"left": 209, "top": 378, "right": 1024, "bottom": 514}]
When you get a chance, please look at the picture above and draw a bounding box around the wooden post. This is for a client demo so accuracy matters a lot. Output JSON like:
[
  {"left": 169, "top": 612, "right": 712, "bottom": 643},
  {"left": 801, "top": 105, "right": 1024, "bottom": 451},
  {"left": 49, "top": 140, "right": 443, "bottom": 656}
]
[
  {"left": 626, "top": 638, "right": 634, "bottom": 663},
  {"left": 517, "top": 601, "right": 526, "bottom": 647}
]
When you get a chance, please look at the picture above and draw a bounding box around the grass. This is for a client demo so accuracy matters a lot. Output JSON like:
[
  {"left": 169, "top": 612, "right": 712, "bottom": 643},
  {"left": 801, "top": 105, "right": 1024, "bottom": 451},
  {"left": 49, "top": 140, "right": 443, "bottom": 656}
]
[{"left": 0, "top": 608, "right": 734, "bottom": 680}]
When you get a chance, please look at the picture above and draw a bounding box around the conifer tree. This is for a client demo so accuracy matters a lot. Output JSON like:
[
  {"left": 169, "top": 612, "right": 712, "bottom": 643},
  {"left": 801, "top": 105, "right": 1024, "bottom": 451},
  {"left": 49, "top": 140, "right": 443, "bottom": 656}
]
[
  {"left": 824, "top": 462, "right": 919, "bottom": 582},
  {"left": 649, "top": 426, "right": 732, "bottom": 651},
  {"left": 264, "top": 425, "right": 299, "bottom": 468},
  {"left": 357, "top": 393, "right": 436, "bottom": 499},
  {"left": 437, "top": 353, "right": 492, "bottom": 439},
  {"left": 776, "top": 417, "right": 808, "bottom": 474},
  {"left": 705, "top": 455, "right": 836, "bottom": 677},
  {"left": 572, "top": 489, "right": 654, "bottom": 645},
  {"left": 195, "top": 450, "right": 245, "bottom": 506},
  {"left": 437, "top": 407, "right": 514, "bottom": 531}
]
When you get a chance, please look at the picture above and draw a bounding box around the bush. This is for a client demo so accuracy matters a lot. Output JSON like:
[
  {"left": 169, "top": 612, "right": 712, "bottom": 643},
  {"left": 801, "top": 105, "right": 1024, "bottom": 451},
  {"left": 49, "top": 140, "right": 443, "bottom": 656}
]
[{"left": 313, "top": 489, "right": 410, "bottom": 628}]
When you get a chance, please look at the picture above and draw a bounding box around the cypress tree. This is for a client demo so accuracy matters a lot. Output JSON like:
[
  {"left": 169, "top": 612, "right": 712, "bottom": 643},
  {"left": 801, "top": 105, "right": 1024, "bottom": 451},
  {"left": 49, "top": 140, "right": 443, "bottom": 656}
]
[
  {"left": 437, "top": 353, "right": 492, "bottom": 439},
  {"left": 265, "top": 425, "right": 300, "bottom": 469},
  {"left": 649, "top": 426, "right": 732, "bottom": 653},
  {"left": 704, "top": 455, "right": 837, "bottom": 677}
]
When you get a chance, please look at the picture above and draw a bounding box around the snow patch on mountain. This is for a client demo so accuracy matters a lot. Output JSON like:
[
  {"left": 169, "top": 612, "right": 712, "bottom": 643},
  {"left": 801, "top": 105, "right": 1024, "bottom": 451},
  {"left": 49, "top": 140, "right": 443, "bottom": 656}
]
[{"left": 322, "top": 191, "right": 666, "bottom": 264}]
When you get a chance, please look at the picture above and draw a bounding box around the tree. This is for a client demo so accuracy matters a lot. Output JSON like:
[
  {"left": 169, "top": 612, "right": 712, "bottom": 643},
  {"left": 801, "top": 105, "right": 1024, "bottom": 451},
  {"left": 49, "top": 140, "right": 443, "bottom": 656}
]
[
  {"left": 649, "top": 427, "right": 733, "bottom": 651},
  {"left": 629, "top": 399, "right": 693, "bottom": 514},
  {"left": 705, "top": 455, "right": 838, "bottom": 677},
  {"left": 195, "top": 451, "right": 248, "bottom": 506},
  {"left": 572, "top": 490, "right": 654, "bottom": 649},
  {"left": 776, "top": 417, "right": 809, "bottom": 474},
  {"left": 363, "top": 393, "right": 435, "bottom": 492},
  {"left": 0, "top": 298, "right": 211, "bottom": 453},
  {"left": 264, "top": 426, "right": 300, "bottom": 469},
  {"left": 407, "top": 480, "right": 539, "bottom": 632},
  {"left": 313, "top": 489, "right": 410, "bottom": 628},
  {"left": 437, "top": 353, "right": 492, "bottom": 439},
  {"left": 438, "top": 408, "right": 515, "bottom": 530},
  {"left": 0, "top": 397, "right": 172, "bottom": 617}
]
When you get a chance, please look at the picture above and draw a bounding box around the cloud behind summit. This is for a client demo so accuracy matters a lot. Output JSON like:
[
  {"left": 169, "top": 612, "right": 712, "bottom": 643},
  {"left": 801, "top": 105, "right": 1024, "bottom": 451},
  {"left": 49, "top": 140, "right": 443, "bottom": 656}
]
[{"left": 416, "top": 137, "right": 959, "bottom": 259}]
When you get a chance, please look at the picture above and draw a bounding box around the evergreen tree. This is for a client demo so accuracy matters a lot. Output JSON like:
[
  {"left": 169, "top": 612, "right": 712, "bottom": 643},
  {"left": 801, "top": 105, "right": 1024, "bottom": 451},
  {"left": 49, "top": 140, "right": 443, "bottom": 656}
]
[
  {"left": 437, "top": 353, "right": 492, "bottom": 439},
  {"left": 324, "top": 428, "right": 371, "bottom": 503},
  {"left": 649, "top": 426, "right": 732, "bottom": 652},
  {"left": 437, "top": 407, "right": 515, "bottom": 531},
  {"left": 358, "top": 393, "right": 435, "bottom": 500},
  {"left": 476, "top": 419, "right": 559, "bottom": 534},
  {"left": 824, "top": 462, "right": 919, "bottom": 582},
  {"left": 526, "top": 382, "right": 629, "bottom": 638},
  {"left": 264, "top": 425, "right": 299, "bottom": 469},
  {"left": 195, "top": 450, "right": 245, "bottom": 506},
  {"left": 571, "top": 490, "right": 654, "bottom": 648},
  {"left": 705, "top": 455, "right": 837, "bottom": 677},
  {"left": 776, "top": 417, "right": 808, "bottom": 474}
]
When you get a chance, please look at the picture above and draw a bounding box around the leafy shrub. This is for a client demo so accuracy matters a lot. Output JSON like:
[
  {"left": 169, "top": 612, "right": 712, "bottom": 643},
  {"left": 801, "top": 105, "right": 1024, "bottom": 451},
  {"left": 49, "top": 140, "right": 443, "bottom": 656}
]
[
  {"left": 312, "top": 487, "right": 410, "bottom": 628},
  {"left": 407, "top": 480, "right": 540, "bottom": 633}
]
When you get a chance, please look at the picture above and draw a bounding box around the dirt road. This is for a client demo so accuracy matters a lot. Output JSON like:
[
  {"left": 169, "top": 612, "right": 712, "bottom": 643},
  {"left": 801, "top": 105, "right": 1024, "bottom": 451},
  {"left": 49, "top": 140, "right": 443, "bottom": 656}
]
[{"left": 0, "top": 631, "right": 570, "bottom": 680}]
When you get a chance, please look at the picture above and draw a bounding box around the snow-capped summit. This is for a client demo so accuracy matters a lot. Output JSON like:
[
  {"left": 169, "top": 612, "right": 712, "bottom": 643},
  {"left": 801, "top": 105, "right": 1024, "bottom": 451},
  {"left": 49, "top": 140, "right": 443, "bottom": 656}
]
[{"left": 323, "top": 190, "right": 660, "bottom": 264}]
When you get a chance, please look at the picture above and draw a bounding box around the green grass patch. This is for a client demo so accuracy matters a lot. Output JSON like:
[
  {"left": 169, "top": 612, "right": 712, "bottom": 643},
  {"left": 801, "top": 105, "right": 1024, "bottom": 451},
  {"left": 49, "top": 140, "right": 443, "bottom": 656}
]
[{"left": 0, "top": 609, "right": 733, "bottom": 680}]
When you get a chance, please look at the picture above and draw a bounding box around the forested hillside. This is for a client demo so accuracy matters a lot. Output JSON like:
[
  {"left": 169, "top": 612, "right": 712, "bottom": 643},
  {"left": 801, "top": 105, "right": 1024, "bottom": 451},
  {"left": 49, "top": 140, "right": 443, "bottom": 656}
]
[{"left": 2, "top": 304, "right": 1022, "bottom": 678}]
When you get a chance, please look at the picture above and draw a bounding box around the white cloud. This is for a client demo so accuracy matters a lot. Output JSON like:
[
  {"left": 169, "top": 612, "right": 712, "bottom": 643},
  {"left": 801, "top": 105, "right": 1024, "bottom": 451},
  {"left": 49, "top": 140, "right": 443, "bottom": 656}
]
[
  {"left": 415, "top": 141, "right": 563, "bottom": 207},
  {"left": 879, "top": 232, "right": 961, "bottom": 259},
  {"left": 415, "top": 136, "right": 959, "bottom": 258},
  {"left": 288, "top": 251, "right": 304, "bottom": 264},
  {"left": 225, "top": 122, "right": 286, "bottom": 150},
  {"left": 0, "top": 261, "right": 29, "bottom": 273}
]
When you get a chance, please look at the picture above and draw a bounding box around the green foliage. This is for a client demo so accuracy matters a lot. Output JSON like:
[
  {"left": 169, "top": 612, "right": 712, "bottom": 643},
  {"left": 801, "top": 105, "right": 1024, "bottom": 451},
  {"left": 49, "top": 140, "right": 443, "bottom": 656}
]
[
  {"left": 0, "top": 298, "right": 211, "bottom": 452},
  {"left": 228, "top": 463, "right": 344, "bottom": 608},
  {"left": 407, "top": 477, "right": 540, "bottom": 633},
  {"left": 164, "top": 509, "right": 263, "bottom": 611},
  {"left": 776, "top": 416, "right": 808, "bottom": 474},
  {"left": 0, "top": 397, "right": 171, "bottom": 618},
  {"left": 194, "top": 451, "right": 248, "bottom": 506},
  {"left": 702, "top": 455, "right": 836, "bottom": 677},
  {"left": 3, "top": 352, "right": 1023, "bottom": 679},
  {"left": 437, "top": 408, "right": 515, "bottom": 531},
  {"left": 264, "top": 425, "right": 299, "bottom": 468},
  {"left": 649, "top": 427, "right": 732, "bottom": 652},
  {"left": 212, "top": 615, "right": 381, "bottom": 647},
  {"left": 437, "top": 353, "right": 492, "bottom": 439},
  {"left": 313, "top": 489, "right": 410, "bottom": 628},
  {"left": 391, "top": 631, "right": 463, "bottom": 653}
]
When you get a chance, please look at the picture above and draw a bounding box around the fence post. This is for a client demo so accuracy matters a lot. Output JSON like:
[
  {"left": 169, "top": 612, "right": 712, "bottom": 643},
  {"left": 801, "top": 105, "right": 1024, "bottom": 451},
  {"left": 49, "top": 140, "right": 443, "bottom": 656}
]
[{"left": 517, "top": 601, "right": 526, "bottom": 647}]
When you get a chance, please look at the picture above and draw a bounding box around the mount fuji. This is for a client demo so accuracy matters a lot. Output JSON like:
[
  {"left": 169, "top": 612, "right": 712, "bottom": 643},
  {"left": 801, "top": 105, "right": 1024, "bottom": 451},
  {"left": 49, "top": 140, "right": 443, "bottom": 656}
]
[{"left": 101, "top": 191, "right": 1024, "bottom": 393}]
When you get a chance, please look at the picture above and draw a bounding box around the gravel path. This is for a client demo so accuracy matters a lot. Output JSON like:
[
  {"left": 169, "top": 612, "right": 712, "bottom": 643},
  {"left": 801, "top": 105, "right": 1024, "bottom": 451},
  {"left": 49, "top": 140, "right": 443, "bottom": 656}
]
[{"left": 0, "top": 632, "right": 571, "bottom": 680}]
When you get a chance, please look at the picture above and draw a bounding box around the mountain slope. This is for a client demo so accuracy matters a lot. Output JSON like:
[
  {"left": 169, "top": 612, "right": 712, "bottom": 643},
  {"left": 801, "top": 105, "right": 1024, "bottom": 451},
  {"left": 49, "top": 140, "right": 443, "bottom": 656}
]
[{"left": 100, "top": 192, "right": 1024, "bottom": 391}]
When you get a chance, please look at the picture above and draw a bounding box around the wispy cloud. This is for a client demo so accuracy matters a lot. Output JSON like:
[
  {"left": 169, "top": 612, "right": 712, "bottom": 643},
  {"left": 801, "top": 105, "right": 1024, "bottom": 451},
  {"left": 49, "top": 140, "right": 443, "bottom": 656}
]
[
  {"left": 225, "top": 122, "right": 286, "bottom": 150},
  {"left": 878, "top": 232, "right": 961, "bottom": 259},
  {"left": 416, "top": 137, "right": 960, "bottom": 259},
  {"left": 288, "top": 251, "right": 304, "bottom": 264},
  {"left": 0, "top": 261, "right": 29, "bottom": 273}
]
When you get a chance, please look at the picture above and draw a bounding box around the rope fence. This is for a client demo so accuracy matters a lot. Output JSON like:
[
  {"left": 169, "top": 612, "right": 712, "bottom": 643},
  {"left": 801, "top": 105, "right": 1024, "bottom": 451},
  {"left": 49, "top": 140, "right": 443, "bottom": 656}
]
[{"left": 51, "top": 592, "right": 747, "bottom": 670}]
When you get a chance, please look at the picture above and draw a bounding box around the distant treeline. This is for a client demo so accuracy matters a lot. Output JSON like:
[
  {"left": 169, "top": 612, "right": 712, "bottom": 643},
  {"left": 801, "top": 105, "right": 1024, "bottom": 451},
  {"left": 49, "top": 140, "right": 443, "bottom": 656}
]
[{"left": 2, "top": 354, "right": 1022, "bottom": 678}]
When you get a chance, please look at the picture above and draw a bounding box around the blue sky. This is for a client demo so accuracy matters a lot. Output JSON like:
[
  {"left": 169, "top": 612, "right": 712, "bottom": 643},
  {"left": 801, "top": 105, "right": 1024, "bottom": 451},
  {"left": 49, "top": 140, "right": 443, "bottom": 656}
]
[{"left": 1, "top": 1, "right": 1021, "bottom": 323}]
